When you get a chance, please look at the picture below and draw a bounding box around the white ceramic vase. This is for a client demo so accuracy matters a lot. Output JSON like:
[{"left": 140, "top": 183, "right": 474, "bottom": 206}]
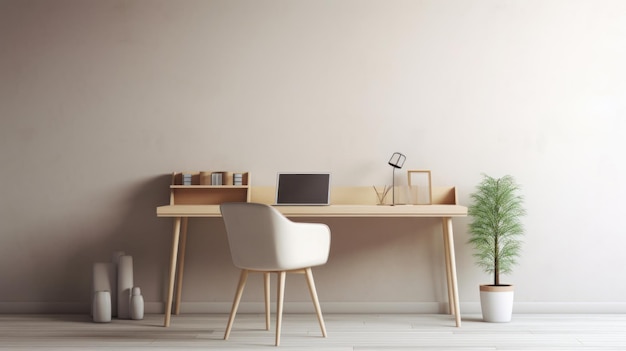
[
  {"left": 117, "top": 255, "right": 134, "bottom": 319},
  {"left": 130, "top": 287, "right": 144, "bottom": 320},
  {"left": 111, "top": 251, "right": 125, "bottom": 317},
  {"left": 91, "top": 262, "right": 114, "bottom": 317},
  {"left": 92, "top": 290, "right": 112, "bottom": 323}
]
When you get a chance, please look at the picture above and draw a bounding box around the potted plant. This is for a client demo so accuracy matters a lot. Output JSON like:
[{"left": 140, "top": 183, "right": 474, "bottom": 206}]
[{"left": 468, "top": 174, "right": 525, "bottom": 322}]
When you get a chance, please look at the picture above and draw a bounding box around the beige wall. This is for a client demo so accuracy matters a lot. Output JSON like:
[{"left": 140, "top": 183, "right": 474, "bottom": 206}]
[{"left": 1, "top": 0, "right": 625, "bottom": 314}]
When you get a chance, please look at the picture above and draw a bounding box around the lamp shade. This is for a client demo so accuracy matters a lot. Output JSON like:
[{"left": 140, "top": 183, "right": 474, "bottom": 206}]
[{"left": 388, "top": 152, "right": 406, "bottom": 169}]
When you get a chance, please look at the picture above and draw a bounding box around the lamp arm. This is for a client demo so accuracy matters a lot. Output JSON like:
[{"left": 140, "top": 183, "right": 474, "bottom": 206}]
[{"left": 391, "top": 167, "right": 396, "bottom": 206}]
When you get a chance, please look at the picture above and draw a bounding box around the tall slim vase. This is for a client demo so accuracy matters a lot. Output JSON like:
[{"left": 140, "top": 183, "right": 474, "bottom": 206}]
[
  {"left": 117, "top": 255, "right": 134, "bottom": 319},
  {"left": 111, "top": 251, "right": 125, "bottom": 317}
]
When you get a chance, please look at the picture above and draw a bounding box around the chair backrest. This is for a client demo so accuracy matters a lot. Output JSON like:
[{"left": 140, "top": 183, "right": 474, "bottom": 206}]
[{"left": 220, "top": 202, "right": 330, "bottom": 271}]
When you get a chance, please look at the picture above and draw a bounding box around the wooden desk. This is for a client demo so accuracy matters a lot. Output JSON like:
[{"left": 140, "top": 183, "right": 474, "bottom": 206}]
[{"left": 156, "top": 202, "right": 467, "bottom": 328}]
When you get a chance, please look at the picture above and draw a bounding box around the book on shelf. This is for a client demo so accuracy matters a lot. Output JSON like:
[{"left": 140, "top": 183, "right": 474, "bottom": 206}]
[
  {"left": 211, "top": 172, "right": 223, "bottom": 186},
  {"left": 182, "top": 173, "right": 192, "bottom": 186},
  {"left": 233, "top": 173, "right": 243, "bottom": 186}
]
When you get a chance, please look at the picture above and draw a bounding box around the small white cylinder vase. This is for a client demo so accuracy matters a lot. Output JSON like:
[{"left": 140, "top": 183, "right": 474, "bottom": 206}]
[
  {"left": 117, "top": 255, "right": 134, "bottom": 319},
  {"left": 91, "top": 263, "right": 114, "bottom": 317},
  {"left": 93, "top": 290, "right": 112, "bottom": 323},
  {"left": 130, "top": 287, "right": 144, "bottom": 320}
]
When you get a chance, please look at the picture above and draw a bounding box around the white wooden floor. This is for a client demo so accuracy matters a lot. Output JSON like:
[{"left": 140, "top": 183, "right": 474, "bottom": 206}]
[{"left": 1, "top": 313, "right": 625, "bottom": 350}]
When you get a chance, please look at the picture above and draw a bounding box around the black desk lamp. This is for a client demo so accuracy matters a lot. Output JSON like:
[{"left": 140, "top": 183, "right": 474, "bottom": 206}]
[{"left": 388, "top": 152, "right": 406, "bottom": 205}]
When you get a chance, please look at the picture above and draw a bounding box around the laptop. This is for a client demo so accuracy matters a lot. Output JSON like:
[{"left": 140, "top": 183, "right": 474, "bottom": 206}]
[{"left": 274, "top": 172, "right": 331, "bottom": 205}]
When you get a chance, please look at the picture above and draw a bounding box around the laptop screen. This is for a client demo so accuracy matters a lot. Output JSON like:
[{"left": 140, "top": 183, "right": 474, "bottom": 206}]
[{"left": 275, "top": 173, "right": 331, "bottom": 205}]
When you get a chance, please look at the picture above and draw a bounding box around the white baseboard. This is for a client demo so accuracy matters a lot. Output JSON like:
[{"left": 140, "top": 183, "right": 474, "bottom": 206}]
[{"left": 2, "top": 301, "right": 626, "bottom": 314}]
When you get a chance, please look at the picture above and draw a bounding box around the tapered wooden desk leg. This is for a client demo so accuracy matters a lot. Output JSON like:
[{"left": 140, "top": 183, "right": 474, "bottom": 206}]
[
  {"left": 173, "top": 217, "right": 189, "bottom": 315},
  {"left": 444, "top": 217, "right": 461, "bottom": 327},
  {"left": 164, "top": 217, "right": 182, "bottom": 327},
  {"left": 441, "top": 218, "right": 455, "bottom": 316}
]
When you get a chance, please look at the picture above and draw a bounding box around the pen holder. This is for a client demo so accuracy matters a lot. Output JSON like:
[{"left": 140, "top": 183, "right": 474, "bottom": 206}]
[{"left": 373, "top": 185, "right": 391, "bottom": 205}]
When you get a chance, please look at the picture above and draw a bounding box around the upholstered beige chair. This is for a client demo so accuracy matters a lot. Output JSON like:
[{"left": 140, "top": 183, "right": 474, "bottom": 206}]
[{"left": 220, "top": 202, "right": 330, "bottom": 346}]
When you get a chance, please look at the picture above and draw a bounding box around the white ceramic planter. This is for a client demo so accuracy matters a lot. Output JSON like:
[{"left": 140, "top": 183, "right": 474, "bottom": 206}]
[{"left": 479, "top": 284, "right": 514, "bottom": 322}]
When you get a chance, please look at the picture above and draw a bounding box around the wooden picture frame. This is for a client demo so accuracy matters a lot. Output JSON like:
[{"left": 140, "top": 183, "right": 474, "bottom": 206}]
[{"left": 407, "top": 170, "right": 432, "bottom": 205}]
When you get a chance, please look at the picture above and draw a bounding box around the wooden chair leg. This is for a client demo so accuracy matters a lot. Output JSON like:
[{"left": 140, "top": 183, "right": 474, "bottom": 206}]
[
  {"left": 264, "top": 272, "right": 271, "bottom": 331},
  {"left": 224, "top": 269, "right": 248, "bottom": 340},
  {"left": 275, "top": 271, "right": 286, "bottom": 346},
  {"left": 304, "top": 267, "right": 327, "bottom": 337}
]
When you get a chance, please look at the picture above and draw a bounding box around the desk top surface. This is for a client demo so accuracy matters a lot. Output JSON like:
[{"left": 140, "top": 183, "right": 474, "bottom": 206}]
[{"left": 156, "top": 204, "right": 467, "bottom": 218}]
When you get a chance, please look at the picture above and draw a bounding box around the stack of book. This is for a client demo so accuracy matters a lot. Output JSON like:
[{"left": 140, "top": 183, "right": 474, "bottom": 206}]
[
  {"left": 233, "top": 173, "right": 243, "bottom": 186},
  {"left": 182, "top": 173, "right": 192, "bottom": 185},
  {"left": 211, "top": 172, "right": 223, "bottom": 185}
]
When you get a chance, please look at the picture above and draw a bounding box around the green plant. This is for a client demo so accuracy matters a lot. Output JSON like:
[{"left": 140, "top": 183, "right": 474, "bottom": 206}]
[{"left": 468, "top": 174, "right": 525, "bottom": 286}]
